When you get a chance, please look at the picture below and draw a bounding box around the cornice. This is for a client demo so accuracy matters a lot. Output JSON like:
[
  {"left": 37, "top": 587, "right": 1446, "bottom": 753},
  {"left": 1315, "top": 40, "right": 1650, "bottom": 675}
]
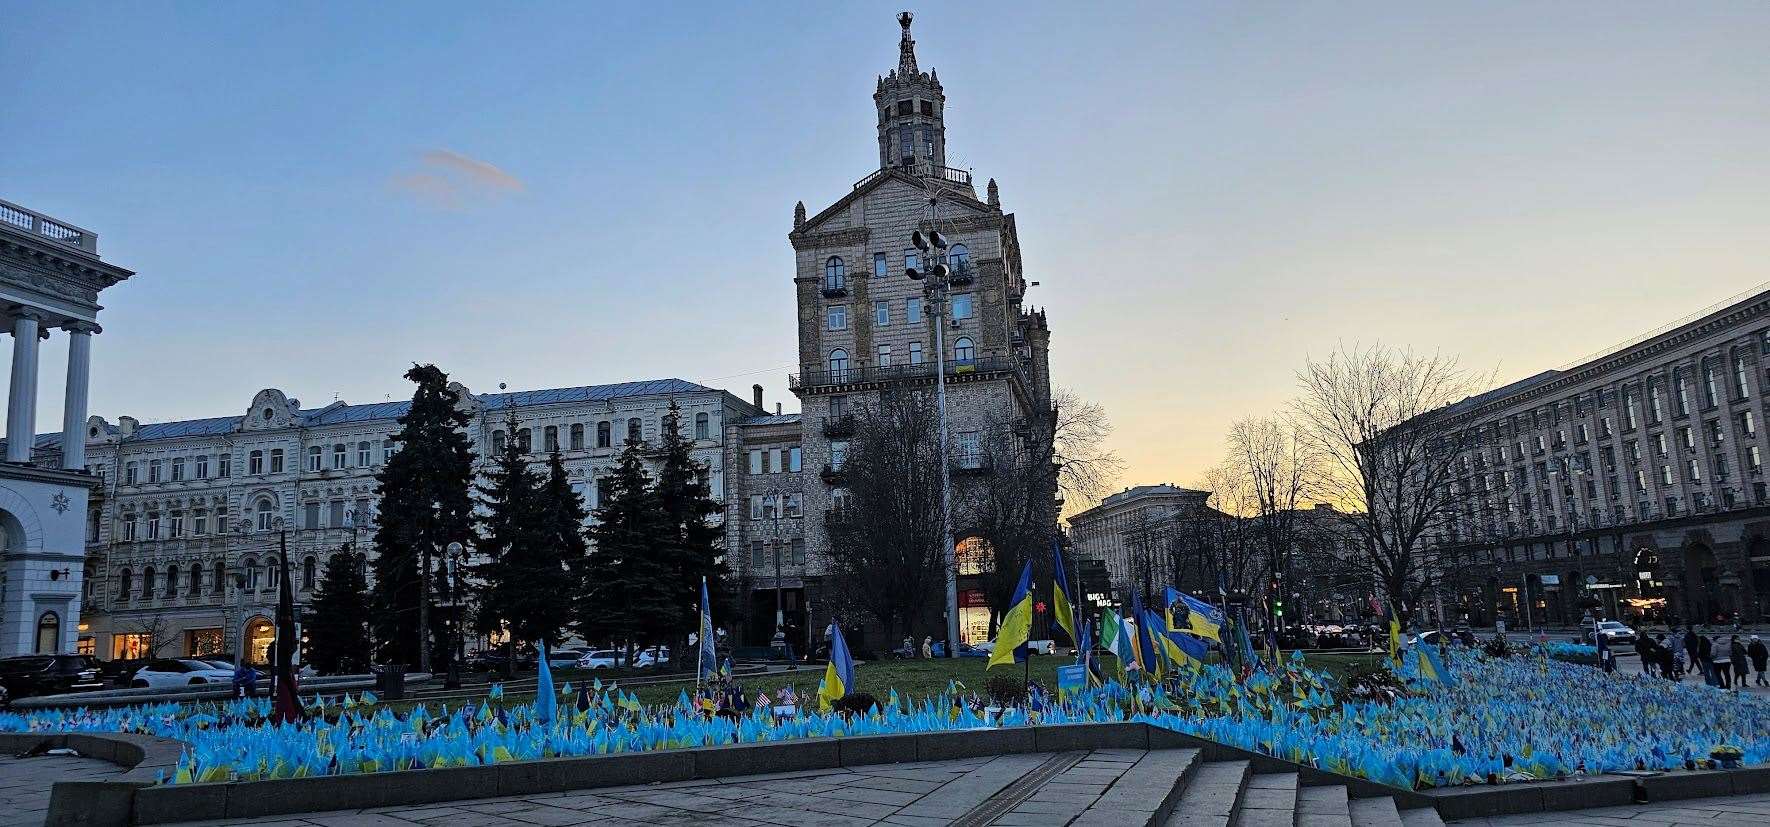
[{"left": 788, "top": 226, "right": 871, "bottom": 252}]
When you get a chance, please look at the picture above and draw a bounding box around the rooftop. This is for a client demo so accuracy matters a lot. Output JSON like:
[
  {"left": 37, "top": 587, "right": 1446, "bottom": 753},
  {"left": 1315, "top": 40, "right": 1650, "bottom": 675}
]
[{"left": 0, "top": 198, "right": 99, "bottom": 256}]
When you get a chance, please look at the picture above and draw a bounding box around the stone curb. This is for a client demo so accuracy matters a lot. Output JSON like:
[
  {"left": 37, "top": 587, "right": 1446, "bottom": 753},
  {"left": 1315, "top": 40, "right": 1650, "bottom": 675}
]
[{"left": 1, "top": 731, "right": 188, "bottom": 826}]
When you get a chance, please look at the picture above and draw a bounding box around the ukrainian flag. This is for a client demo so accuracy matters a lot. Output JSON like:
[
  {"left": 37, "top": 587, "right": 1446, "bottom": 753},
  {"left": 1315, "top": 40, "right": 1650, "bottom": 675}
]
[
  {"left": 1130, "top": 591, "right": 1162, "bottom": 680},
  {"left": 1415, "top": 645, "right": 1451, "bottom": 686},
  {"left": 988, "top": 560, "right": 1035, "bottom": 669},
  {"left": 1386, "top": 606, "right": 1402, "bottom": 664},
  {"left": 816, "top": 620, "right": 856, "bottom": 711},
  {"left": 1167, "top": 588, "right": 1223, "bottom": 642},
  {"left": 1051, "top": 540, "right": 1076, "bottom": 646},
  {"left": 1148, "top": 609, "right": 1206, "bottom": 671}
]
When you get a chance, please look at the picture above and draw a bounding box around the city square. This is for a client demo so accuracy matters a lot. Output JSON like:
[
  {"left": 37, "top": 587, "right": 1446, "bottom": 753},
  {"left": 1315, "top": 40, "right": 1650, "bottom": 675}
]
[{"left": 5, "top": 3, "right": 1770, "bottom": 825}]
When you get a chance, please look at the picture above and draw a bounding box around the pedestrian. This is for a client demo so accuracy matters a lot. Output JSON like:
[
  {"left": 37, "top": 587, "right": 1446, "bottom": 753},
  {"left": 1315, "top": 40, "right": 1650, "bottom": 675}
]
[
  {"left": 921, "top": 636, "right": 933, "bottom": 659},
  {"left": 1634, "top": 636, "right": 1655, "bottom": 677},
  {"left": 1748, "top": 635, "right": 1769, "bottom": 687},
  {"left": 1711, "top": 636, "right": 1733, "bottom": 689},
  {"left": 1683, "top": 626, "right": 1700, "bottom": 674},
  {"left": 1670, "top": 630, "right": 1687, "bottom": 679},
  {"left": 1698, "top": 634, "right": 1716, "bottom": 686},
  {"left": 1729, "top": 635, "right": 1749, "bottom": 689}
]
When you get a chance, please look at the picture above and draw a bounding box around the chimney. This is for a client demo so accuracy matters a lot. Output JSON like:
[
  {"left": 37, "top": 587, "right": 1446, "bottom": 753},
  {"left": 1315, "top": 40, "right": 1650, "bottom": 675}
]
[
  {"left": 776, "top": 403, "right": 783, "bottom": 415},
  {"left": 752, "top": 384, "right": 764, "bottom": 409},
  {"left": 118, "top": 416, "right": 137, "bottom": 437}
]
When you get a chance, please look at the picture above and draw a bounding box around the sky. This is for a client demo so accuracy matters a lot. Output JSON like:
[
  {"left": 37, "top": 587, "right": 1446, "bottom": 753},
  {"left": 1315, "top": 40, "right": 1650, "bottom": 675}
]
[{"left": 5, "top": 1, "right": 1769, "bottom": 495}]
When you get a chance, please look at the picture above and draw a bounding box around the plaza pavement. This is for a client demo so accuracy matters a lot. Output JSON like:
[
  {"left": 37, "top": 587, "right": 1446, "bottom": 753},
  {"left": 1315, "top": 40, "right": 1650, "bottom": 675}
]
[
  {"left": 0, "top": 752, "right": 123, "bottom": 827},
  {"left": 1449, "top": 791, "right": 1770, "bottom": 826}
]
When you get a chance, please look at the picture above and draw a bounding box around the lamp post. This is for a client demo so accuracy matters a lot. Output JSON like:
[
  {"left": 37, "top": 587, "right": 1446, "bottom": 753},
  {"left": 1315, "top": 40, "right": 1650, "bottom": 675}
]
[
  {"left": 907, "top": 200, "right": 961, "bottom": 655},
  {"left": 445, "top": 541, "right": 463, "bottom": 689},
  {"left": 770, "top": 489, "right": 785, "bottom": 631}
]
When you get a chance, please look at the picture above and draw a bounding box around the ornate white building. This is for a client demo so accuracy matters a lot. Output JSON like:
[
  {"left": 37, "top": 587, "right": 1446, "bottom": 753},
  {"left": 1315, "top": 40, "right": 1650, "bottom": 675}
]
[{"left": 0, "top": 198, "right": 132, "bottom": 658}]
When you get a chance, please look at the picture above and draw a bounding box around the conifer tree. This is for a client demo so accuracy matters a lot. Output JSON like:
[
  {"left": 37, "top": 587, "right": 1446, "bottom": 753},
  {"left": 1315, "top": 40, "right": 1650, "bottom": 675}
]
[
  {"left": 303, "top": 548, "right": 372, "bottom": 674},
  {"left": 654, "top": 401, "right": 727, "bottom": 637},
  {"left": 371, "top": 364, "right": 476, "bottom": 669},
  {"left": 475, "top": 415, "right": 579, "bottom": 650},
  {"left": 580, "top": 440, "right": 672, "bottom": 661}
]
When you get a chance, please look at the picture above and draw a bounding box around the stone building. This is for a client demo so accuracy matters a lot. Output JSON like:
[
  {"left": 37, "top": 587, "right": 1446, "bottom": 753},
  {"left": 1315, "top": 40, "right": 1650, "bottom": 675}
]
[
  {"left": 1432, "top": 285, "right": 1770, "bottom": 626},
  {"left": 1067, "top": 484, "right": 1212, "bottom": 606},
  {"left": 723, "top": 13, "right": 1057, "bottom": 652},
  {"left": 0, "top": 199, "right": 132, "bottom": 657},
  {"left": 55, "top": 379, "right": 755, "bottom": 662}
]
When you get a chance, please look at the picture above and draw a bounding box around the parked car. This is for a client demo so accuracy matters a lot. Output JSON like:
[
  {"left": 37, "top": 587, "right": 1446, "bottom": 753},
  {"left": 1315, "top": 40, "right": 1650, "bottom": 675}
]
[
  {"left": 1585, "top": 620, "right": 1637, "bottom": 646},
  {"left": 631, "top": 646, "right": 671, "bottom": 668},
  {"left": 0, "top": 682, "right": 9, "bottom": 708},
  {"left": 930, "top": 642, "right": 990, "bottom": 658},
  {"left": 0, "top": 655, "right": 104, "bottom": 698},
  {"left": 100, "top": 658, "right": 150, "bottom": 687},
  {"left": 467, "top": 648, "right": 537, "bottom": 672},
  {"left": 545, "top": 648, "right": 587, "bottom": 670},
  {"left": 575, "top": 649, "right": 624, "bottom": 669},
  {"left": 131, "top": 659, "right": 236, "bottom": 688}
]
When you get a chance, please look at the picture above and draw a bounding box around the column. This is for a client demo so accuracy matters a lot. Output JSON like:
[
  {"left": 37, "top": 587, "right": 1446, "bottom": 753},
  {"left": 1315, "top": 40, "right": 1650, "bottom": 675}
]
[
  {"left": 60, "top": 323, "right": 95, "bottom": 470},
  {"left": 6, "top": 310, "right": 43, "bottom": 464}
]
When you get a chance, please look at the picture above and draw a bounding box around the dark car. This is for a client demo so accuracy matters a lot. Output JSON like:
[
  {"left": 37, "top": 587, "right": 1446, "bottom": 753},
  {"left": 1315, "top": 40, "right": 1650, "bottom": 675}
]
[
  {"left": 100, "top": 658, "right": 150, "bottom": 687},
  {"left": 467, "top": 648, "right": 536, "bottom": 672},
  {"left": 0, "top": 654, "right": 105, "bottom": 698}
]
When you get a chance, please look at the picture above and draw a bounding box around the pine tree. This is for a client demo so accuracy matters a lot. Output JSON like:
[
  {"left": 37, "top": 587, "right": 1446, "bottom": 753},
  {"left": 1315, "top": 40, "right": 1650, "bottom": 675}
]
[
  {"left": 370, "top": 364, "right": 477, "bottom": 669},
  {"left": 580, "top": 440, "right": 672, "bottom": 660},
  {"left": 536, "top": 449, "right": 592, "bottom": 632},
  {"left": 654, "top": 401, "right": 727, "bottom": 638},
  {"left": 475, "top": 415, "right": 579, "bottom": 649},
  {"left": 303, "top": 549, "right": 371, "bottom": 674}
]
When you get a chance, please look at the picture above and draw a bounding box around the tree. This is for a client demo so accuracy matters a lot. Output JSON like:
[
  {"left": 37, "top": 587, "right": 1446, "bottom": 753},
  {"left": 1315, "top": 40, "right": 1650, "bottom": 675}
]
[
  {"left": 303, "top": 549, "right": 371, "bottom": 674},
  {"left": 824, "top": 390, "right": 948, "bottom": 646},
  {"left": 653, "top": 401, "right": 726, "bottom": 640},
  {"left": 475, "top": 415, "right": 578, "bottom": 650},
  {"left": 370, "top": 364, "right": 477, "bottom": 669},
  {"left": 1292, "top": 343, "right": 1485, "bottom": 627},
  {"left": 1225, "top": 416, "right": 1320, "bottom": 626},
  {"left": 579, "top": 440, "right": 673, "bottom": 660}
]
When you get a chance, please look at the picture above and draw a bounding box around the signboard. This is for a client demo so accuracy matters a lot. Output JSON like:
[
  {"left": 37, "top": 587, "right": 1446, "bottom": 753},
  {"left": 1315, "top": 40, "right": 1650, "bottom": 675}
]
[
  {"left": 1539, "top": 574, "right": 1561, "bottom": 585},
  {"left": 1056, "top": 664, "right": 1086, "bottom": 700}
]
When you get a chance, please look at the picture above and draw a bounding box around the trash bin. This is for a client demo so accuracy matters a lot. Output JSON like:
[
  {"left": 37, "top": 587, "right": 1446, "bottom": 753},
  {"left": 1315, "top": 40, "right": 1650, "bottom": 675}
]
[{"left": 377, "top": 664, "right": 407, "bottom": 700}]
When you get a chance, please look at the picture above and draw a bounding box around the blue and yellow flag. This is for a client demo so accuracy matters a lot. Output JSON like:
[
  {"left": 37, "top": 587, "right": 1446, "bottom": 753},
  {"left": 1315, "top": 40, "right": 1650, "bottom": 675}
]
[
  {"left": 816, "top": 620, "right": 856, "bottom": 711},
  {"left": 988, "top": 560, "right": 1035, "bottom": 669},
  {"left": 1386, "top": 605, "right": 1402, "bottom": 664},
  {"left": 1167, "top": 588, "right": 1224, "bottom": 642},
  {"left": 534, "top": 640, "right": 557, "bottom": 724},
  {"left": 1415, "top": 645, "right": 1450, "bottom": 686},
  {"left": 1051, "top": 540, "right": 1076, "bottom": 647},
  {"left": 1130, "top": 591, "right": 1162, "bottom": 680},
  {"left": 1147, "top": 608, "right": 1204, "bottom": 671}
]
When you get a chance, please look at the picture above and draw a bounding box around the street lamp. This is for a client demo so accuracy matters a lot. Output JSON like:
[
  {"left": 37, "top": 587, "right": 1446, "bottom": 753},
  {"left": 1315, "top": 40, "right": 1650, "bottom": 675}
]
[
  {"left": 769, "top": 489, "right": 785, "bottom": 632},
  {"left": 907, "top": 206, "right": 961, "bottom": 655},
  {"left": 444, "top": 541, "right": 463, "bottom": 689}
]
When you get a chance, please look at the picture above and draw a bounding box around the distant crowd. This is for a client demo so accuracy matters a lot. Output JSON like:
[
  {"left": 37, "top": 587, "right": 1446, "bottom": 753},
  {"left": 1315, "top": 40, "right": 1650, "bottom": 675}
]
[{"left": 1630, "top": 629, "right": 1770, "bottom": 689}]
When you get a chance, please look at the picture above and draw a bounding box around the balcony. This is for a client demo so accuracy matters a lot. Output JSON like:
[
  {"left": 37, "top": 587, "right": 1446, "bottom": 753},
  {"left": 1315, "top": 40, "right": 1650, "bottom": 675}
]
[
  {"left": 820, "top": 464, "right": 846, "bottom": 485},
  {"left": 851, "top": 163, "right": 972, "bottom": 192},
  {"left": 952, "top": 455, "right": 993, "bottom": 476},
  {"left": 790, "top": 355, "right": 1033, "bottom": 394},
  {"left": 0, "top": 198, "right": 98, "bottom": 254},
  {"left": 820, "top": 282, "right": 849, "bottom": 299},
  {"left": 822, "top": 415, "right": 855, "bottom": 438},
  {"left": 947, "top": 261, "right": 976, "bottom": 285}
]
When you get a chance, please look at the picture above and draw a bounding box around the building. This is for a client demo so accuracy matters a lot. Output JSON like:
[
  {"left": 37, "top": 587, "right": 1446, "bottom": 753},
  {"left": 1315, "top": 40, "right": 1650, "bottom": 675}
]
[
  {"left": 0, "top": 198, "right": 133, "bottom": 657},
  {"left": 723, "top": 13, "right": 1057, "bottom": 652},
  {"left": 1067, "top": 484, "right": 1211, "bottom": 605},
  {"left": 55, "top": 379, "right": 756, "bottom": 662},
  {"left": 1432, "top": 285, "right": 1770, "bottom": 626}
]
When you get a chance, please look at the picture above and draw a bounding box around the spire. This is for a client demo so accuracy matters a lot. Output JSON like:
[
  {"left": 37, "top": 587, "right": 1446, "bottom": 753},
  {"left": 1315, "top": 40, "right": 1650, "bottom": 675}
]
[
  {"left": 897, "top": 11, "right": 918, "bottom": 76},
  {"left": 794, "top": 201, "right": 807, "bottom": 230},
  {"left": 986, "top": 178, "right": 1000, "bottom": 208}
]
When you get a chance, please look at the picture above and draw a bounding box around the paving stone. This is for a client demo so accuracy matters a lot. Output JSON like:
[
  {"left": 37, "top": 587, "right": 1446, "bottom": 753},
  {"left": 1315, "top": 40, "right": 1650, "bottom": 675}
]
[{"left": 1348, "top": 796, "right": 1405, "bottom": 827}]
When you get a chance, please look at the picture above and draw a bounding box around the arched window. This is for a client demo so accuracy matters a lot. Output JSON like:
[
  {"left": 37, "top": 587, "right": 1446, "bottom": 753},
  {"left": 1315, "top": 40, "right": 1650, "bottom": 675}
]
[
  {"left": 492, "top": 430, "right": 506, "bottom": 453},
  {"left": 142, "top": 565, "right": 156, "bottom": 598},
  {"left": 34, "top": 612, "right": 59, "bottom": 654},
  {"left": 83, "top": 567, "right": 95, "bottom": 603},
  {"left": 544, "top": 425, "right": 559, "bottom": 452},
  {"left": 267, "top": 557, "right": 280, "bottom": 590},
  {"left": 1703, "top": 357, "right": 1720, "bottom": 408},
  {"left": 165, "top": 565, "right": 178, "bottom": 598},
  {"left": 332, "top": 443, "right": 347, "bottom": 469},
  {"left": 302, "top": 556, "right": 317, "bottom": 590},
  {"left": 954, "top": 337, "right": 976, "bottom": 363},
  {"left": 188, "top": 563, "right": 202, "bottom": 596},
  {"left": 824, "top": 256, "right": 846, "bottom": 291},
  {"left": 307, "top": 445, "right": 323, "bottom": 471},
  {"left": 694, "top": 412, "right": 710, "bottom": 440},
  {"left": 828, "top": 349, "right": 850, "bottom": 379},
  {"left": 1734, "top": 347, "right": 1751, "bottom": 399},
  {"left": 249, "top": 449, "right": 264, "bottom": 475},
  {"left": 517, "top": 428, "right": 533, "bottom": 453},
  {"left": 948, "top": 243, "right": 969, "bottom": 273},
  {"left": 213, "top": 560, "right": 226, "bottom": 595},
  {"left": 357, "top": 441, "right": 372, "bottom": 466},
  {"left": 242, "top": 557, "right": 260, "bottom": 591},
  {"left": 627, "top": 418, "right": 642, "bottom": 444},
  {"left": 256, "top": 498, "right": 276, "bottom": 531},
  {"left": 118, "top": 568, "right": 133, "bottom": 601},
  {"left": 596, "top": 421, "right": 612, "bottom": 448},
  {"left": 570, "top": 423, "right": 585, "bottom": 450}
]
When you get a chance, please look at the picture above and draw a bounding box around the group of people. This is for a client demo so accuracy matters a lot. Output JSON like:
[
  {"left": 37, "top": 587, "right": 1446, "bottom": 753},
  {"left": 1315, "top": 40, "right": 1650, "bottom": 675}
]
[{"left": 1633, "top": 628, "right": 1770, "bottom": 688}]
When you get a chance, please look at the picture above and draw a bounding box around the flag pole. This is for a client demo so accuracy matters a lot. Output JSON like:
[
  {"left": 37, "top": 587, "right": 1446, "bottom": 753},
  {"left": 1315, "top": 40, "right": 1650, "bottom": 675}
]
[{"left": 696, "top": 576, "right": 706, "bottom": 689}]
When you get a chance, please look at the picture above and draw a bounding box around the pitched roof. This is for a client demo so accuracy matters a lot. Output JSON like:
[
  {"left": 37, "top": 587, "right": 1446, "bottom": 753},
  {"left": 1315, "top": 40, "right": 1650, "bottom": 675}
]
[{"left": 738, "top": 413, "right": 802, "bottom": 427}]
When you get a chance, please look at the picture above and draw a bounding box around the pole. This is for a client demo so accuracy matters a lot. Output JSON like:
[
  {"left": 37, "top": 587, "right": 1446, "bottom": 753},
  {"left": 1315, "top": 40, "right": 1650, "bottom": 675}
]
[
  {"left": 773, "top": 491, "right": 785, "bottom": 631},
  {"left": 928, "top": 196, "right": 960, "bottom": 656},
  {"left": 1522, "top": 573, "right": 1533, "bottom": 631},
  {"left": 418, "top": 543, "right": 432, "bottom": 673}
]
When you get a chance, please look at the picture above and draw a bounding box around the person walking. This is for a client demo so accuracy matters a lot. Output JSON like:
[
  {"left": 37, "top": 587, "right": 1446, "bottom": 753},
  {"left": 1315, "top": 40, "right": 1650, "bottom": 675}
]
[
  {"left": 1729, "top": 635, "right": 1750, "bottom": 689},
  {"left": 1748, "top": 635, "right": 1769, "bottom": 687},
  {"left": 1698, "top": 634, "right": 1717, "bottom": 687},
  {"left": 1669, "top": 629, "right": 1687, "bottom": 679},
  {"left": 1711, "top": 636, "right": 1733, "bottom": 689}
]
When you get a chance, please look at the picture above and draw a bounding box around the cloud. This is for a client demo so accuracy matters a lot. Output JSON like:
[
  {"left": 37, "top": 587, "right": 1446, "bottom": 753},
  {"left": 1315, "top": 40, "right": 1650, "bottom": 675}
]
[{"left": 389, "top": 149, "right": 524, "bottom": 208}]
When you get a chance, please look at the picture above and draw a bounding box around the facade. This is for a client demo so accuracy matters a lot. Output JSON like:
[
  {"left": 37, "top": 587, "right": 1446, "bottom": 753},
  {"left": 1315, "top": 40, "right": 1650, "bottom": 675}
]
[
  {"left": 722, "top": 13, "right": 1057, "bottom": 652},
  {"left": 1432, "top": 286, "right": 1770, "bottom": 626},
  {"left": 54, "top": 379, "right": 756, "bottom": 662},
  {"left": 0, "top": 199, "right": 132, "bottom": 657},
  {"left": 1067, "top": 484, "right": 1212, "bottom": 605}
]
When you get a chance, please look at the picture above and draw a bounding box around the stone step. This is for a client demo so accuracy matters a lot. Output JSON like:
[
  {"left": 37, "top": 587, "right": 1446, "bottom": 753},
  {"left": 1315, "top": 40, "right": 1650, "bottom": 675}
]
[
  {"left": 1396, "top": 805, "right": 1445, "bottom": 827},
  {"left": 1296, "top": 784, "right": 1353, "bottom": 827},
  {"left": 1348, "top": 795, "right": 1407, "bottom": 827},
  {"left": 1071, "top": 748, "right": 1200, "bottom": 827},
  {"left": 1231, "top": 772, "right": 1298, "bottom": 827},
  {"left": 1161, "top": 759, "right": 1249, "bottom": 827}
]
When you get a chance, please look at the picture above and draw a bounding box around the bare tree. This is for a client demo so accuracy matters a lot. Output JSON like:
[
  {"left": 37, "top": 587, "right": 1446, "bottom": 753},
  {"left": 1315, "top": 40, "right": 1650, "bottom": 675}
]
[
  {"left": 127, "top": 613, "right": 175, "bottom": 660},
  {"left": 1292, "top": 343, "right": 1486, "bottom": 626},
  {"left": 1226, "top": 416, "right": 1321, "bottom": 623},
  {"left": 1194, "top": 461, "right": 1264, "bottom": 599},
  {"left": 824, "top": 390, "right": 949, "bottom": 646},
  {"left": 1049, "top": 387, "right": 1125, "bottom": 513}
]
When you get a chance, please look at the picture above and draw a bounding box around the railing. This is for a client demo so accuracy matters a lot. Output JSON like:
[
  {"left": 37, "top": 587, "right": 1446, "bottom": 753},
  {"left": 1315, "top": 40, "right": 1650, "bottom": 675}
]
[
  {"left": 850, "top": 162, "right": 972, "bottom": 191},
  {"left": 790, "top": 355, "right": 1032, "bottom": 392},
  {"left": 0, "top": 198, "right": 97, "bottom": 254},
  {"left": 821, "top": 415, "right": 855, "bottom": 438}
]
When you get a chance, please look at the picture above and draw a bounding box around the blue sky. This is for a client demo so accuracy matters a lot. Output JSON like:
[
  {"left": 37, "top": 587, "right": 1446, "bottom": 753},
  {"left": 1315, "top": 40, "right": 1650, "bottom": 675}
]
[{"left": 5, "top": 2, "right": 1770, "bottom": 488}]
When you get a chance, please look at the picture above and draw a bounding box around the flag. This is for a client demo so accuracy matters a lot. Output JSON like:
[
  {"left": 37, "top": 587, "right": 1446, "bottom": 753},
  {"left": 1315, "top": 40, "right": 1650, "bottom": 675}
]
[
  {"left": 816, "top": 620, "right": 856, "bottom": 711},
  {"left": 1168, "top": 590, "right": 1223, "bottom": 642},
  {"left": 1415, "top": 646, "right": 1450, "bottom": 686},
  {"left": 1130, "top": 591, "right": 1162, "bottom": 680},
  {"left": 271, "top": 532, "right": 302, "bottom": 724},
  {"left": 534, "top": 640, "right": 557, "bottom": 724},
  {"left": 1232, "top": 606, "right": 1257, "bottom": 673},
  {"left": 1386, "top": 605, "right": 1402, "bottom": 664},
  {"left": 1101, "top": 609, "right": 1131, "bottom": 678},
  {"left": 1148, "top": 608, "right": 1204, "bottom": 671},
  {"left": 987, "top": 560, "right": 1035, "bottom": 669},
  {"left": 1077, "top": 620, "right": 1103, "bottom": 686},
  {"left": 1051, "top": 541, "right": 1076, "bottom": 647},
  {"left": 697, "top": 577, "right": 717, "bottom": 683}
]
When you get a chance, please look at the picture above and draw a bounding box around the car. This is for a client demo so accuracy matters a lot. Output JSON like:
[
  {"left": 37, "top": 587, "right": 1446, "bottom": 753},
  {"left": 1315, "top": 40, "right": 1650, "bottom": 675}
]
[
  {"left": 1587, "top": 620, "right": 1636, "bottom": 645},
  {"left": 131, "top": 658, "right": 236, "bottom": 689},
  {"left": 0, "top": 654, "right": 105, "bottom": 698},
  {"left": 930, "top": 642, "right": 989, "bottom": 658},
  {"left": 467, "top": 649, "right": 537, "bottom": 672},
  {"left": 546, "top": 648, "right": 586, "bottom": 670},
  {"left": 631, "top": 646, "right": 671, "bottom": 668},
  {"left": 99, "top": 658, "right": 150, "bottom": 687},
  {"left": 575, "top": 649, "right": 624, "bottom": 669},
  {"left": 1410, "top": 630, "right": 1448, "bottom": 647}
]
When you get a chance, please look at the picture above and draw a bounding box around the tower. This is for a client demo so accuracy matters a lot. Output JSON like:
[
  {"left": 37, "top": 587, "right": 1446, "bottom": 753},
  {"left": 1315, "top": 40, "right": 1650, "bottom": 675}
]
[{"left": 875, "top": 12, "right": 948, "bottom": 173}]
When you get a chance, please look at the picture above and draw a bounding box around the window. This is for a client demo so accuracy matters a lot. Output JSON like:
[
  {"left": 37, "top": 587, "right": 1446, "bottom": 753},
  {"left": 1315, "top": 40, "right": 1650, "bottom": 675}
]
[
  {"left": 788, "top": 446, "right": 802, "bottom": 471},
  {"left": 1661, "top": 465, "right": 1674, "bottom": 486},
  {"left": 922, "top": 127, "right": 934, "bottom": 158},
  {"left": 873, "top": 252, "right": 887, "bottom": 277},
  {"left": 694, "top": 413, "right": 709, "bottom": 441},
  {"left": 383, "top": 440, "right": 396, "bottom": 462},
  {"left": 875, "top": 300, "right": 890, "bottom": 327},
  {"left": 218, "top": 454, "right": 231, "bottom": 478},
  {"left": 948, "top": 243, "right": 969, "bottom": 273},
  {"left": 117, "top": 568, "right": 133, "bottom": 601},
  {"left": 1648, "top": 381, "right": 1663, "bottom": 423},
  {"left": 1675, "top": 370, "right": 1690, "bottom": 416},
  {"left": 905, "top": 250, "right": 919, "bottom": 274},
  {"left": 124, "top": 462, "right": 137, "bottom": 485},
  {"left": 909, "top": 341, "right": 924, "bottom": 365},
  {"left": 329, "top": 499, "right": 345, "bottom": 528},
  {"left": 256, "top": 498, "right": 276, "bottom": 531},
  {"left": 827, "top": 305, "right": 848, "bottom": 331},
  {"left": 751, "top": 540, "right": 765, "bottom": 568},
  {"left": 749, "top": 495, "right": 764, "bottom": 520},
  {"left": 304, "top": 502, "right": 320, "bottom": 530},
  {"left": 270, "top": 449, "right": 284, "bottom": 473},
  {"left": 517, "top": 428, "right": 533, "bottom": 452},
  {"left": 1715, "top": 453, "right": 1730, "bottom": 480},
  {"left": 954, "top": 337, "right": 975, "bottom": 363},
  {"left": 830, "top": 440, "right": 849, "bottom": 470},
  {"left": 749, "top": 449, "right": 763, "bottom": 475},
  {"left": 165, "top": 566, "right": 178, "bottom": 597},
  {"left": 626, "top": 418, "right": 642, "bottom": 444},
  {"left": 877, "top": 344, "right": 893, "bottom": 368},
  {"left": 570, "top": 423, "right": 585, "bottom": 450},
  {"left": 195, "top": 455, "right": 209, "bottom": 478},
  {"left": 194, "top": 510, "right": 208, "bottom": 536},
  {"left": 1735, "top": 349, "right": 1751, "bottom": 398},
  {"left": 213, "top": 561, "right": 226, "bottom": 595},
  {"left": 1625, "top": 390, "right": 1639, "bottom": 430},
  {"left": 907, "top": 297, "right": 923, "bottom": 323},
  {"left": 188, "top": 564, "right": 202, "bottom": 596},
  {"left": 597, "top": 421, "right": 612, "bottom": 448},
  {"left": 829, "top": 349, "right": 850, "bottom": 377},
  {"left": 216, "top": 508, "right": 229, "bottom": 534},
  {"left": 492, "top": 430, "right": 506, "bottom": 453},
  {"left": 1744, "top": 410, "right": 1758, "bottom": 437},
  {"left": 34, "top": 612, "right": 59, "bottom": 654},
  {"left": 791, "top": 537, "right": 806, "bottom": 566},
  {"left": 824, "top": 256, "right": 846, "bottom": 291},
  {"left": 1703, "top": 358, "right": 1720, "bottom": 408},
  {"left": 171, "top": 457, "right": 185, "bottom": 481},
  {"left": 146, "top": 512, "right": 160, "bottom": 540},
  {"left": 784, "top": 493, "right": 803, "bottom": 518},
  {"left": 142, "top": 566, "right": 156, "bottom": 598},
  {"left": 956, "top": 431, "right": 981, "bottom": 468},
  {"left": 544, "top": 425, "right": 559, "bottom": 452},
  {"left": 355, "top": 441, "right": 370, "bottom": 465},
  {"left": 243, "top": 558, "right": 260, "bottom": 591},
  {"left": 1654, "top": 433, "right": 1667, "bottom": 457},
  {"left": 952, "top": 294, "right": 973, "bottom": 320},
  {"left": 302, "top": 557, "right": 316, "bottom": 590},
  {"left": 900, "top": 129, "right": 912, "bottom": 159},
  {"left": 169, "top": 512, "right": 184, "bottom": 537},
  {"left": 1689, "top": 458, "right": 1703, "bottom": 482},
  {"left": 1679, "top": 426, "right": 1694, "bottom": 452},
  {"left": 148, "top": 460, "right": 161, "bottom": 483},
  {"left": 307, "top": 446, "right": 323, "bottom": 471},
  {"left": 1752, "top": 445, "right": 1763, "bottom": 474}
]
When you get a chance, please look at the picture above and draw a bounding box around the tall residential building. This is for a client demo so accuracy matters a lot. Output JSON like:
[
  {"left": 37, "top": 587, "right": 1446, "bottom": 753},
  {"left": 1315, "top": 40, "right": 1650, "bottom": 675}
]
[
  {"left": 724, "top": 13, "right": 1057, "bottom": 651},
  {"left": 1432, "top": 285, "right": 1770, "bottom": 626},
  {"left": 0, "top": 199, "right": 133, "bottom": 657}
]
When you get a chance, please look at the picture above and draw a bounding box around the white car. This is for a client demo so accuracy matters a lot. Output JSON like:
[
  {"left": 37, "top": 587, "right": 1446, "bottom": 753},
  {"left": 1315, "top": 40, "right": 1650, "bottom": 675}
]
[
  {"left": 575, "top": 649, "right": 624, "bottom": 670},
  {"left": 546, "top": 648, "right": 586, "bottom": 670},
  {"left": 1591, "top": 620, "right": 1636, "bottom": 645},
  {"left": 131, "top": 658, "right": 236, "bottom": 688},
  {"left": 632, "top": 647, "right": 671, "bottom": 668}
]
